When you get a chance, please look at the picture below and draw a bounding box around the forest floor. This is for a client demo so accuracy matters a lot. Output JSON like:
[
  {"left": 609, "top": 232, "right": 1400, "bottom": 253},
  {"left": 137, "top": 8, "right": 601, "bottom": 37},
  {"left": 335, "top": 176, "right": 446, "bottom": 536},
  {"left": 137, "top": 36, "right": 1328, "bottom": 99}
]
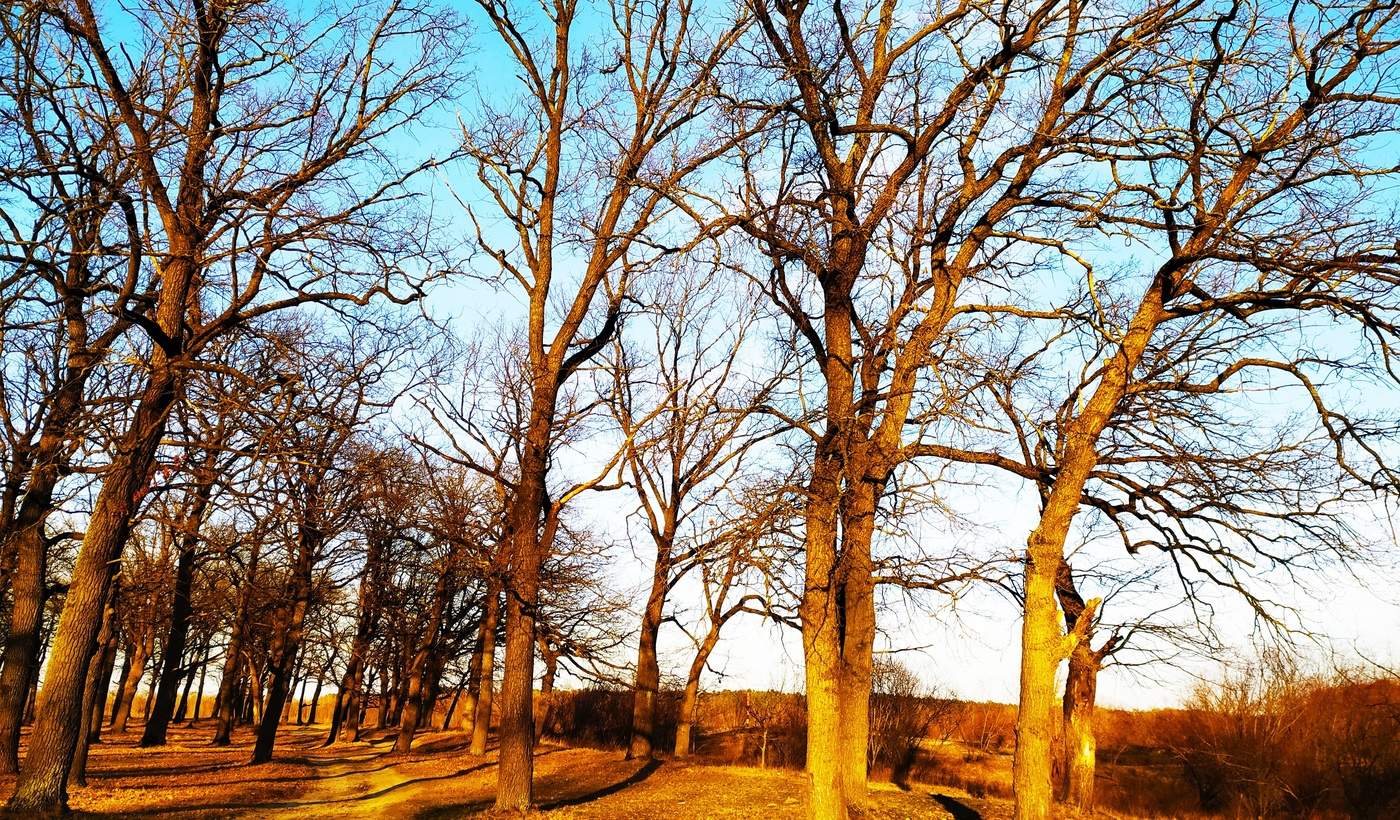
[{"left": 0, "top": 723, "right": 1011, "bottom": 819}]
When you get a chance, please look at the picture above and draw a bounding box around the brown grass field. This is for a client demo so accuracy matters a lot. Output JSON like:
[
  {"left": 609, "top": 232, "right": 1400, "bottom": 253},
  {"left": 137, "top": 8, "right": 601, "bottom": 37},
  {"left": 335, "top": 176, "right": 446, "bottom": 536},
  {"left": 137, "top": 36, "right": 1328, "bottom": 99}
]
[{"left": 0, "top": 722, "right": 1009, "bottom": 819}]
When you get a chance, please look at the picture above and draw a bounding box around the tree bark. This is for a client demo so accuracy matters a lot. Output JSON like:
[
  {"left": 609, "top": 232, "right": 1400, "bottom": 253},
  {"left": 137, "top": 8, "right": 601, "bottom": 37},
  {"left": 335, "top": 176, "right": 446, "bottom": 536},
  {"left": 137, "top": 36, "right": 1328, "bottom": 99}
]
[
  {"left": 470, "top": 579, "right": 501, "bottom": 755},
  {"left": 88, "top": 629, "right": 119, "bottom": 746},
  {"left": 1061, "top": 642, "right": 1100, "bottom": 812},
  {"left": 675, "top": 610, "right": 725, "bottom": 758},
  {"left": 495, "top": 446, "right": 548, "bottom": 811},
  {"left": 0, "top": 523, "right": 49, "bottom": 774},
  {"left": 7, "top": 447, "right": 157, "bottom": 812},
  {"left": 394, "top": 562, "right": 452, "bottom": 753},
  {"left": 309, "top": 673, "right": 325, "bottom": 725},
  {"left": 627, "top": 569, "right": 667, "bottom": 758},
  {"left": 69, "top": 588, "right": 118, "bottom": 789}
]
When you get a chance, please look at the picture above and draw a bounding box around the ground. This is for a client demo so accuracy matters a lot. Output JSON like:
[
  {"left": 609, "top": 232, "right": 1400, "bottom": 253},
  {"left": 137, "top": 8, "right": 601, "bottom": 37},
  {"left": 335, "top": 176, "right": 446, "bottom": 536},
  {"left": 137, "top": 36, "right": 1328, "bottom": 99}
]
[{"left": 0, "top": 724, "right": 1009, "bottom": 819}]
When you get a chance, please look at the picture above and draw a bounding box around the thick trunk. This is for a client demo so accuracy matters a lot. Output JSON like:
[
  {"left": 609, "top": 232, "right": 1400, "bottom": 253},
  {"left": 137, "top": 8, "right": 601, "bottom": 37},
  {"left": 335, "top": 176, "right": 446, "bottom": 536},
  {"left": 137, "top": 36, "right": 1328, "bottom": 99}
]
[
  {"left": 838, "top": 481, "right": 878, "bottom": 802},
  {"left": 1012, "top": 540, "right": 1063, "bottom": 820},
  {"left": 0, "top": 523, "right": 50, "bottom": 774},
  {"left": 142, "top": 479, "right": 213, "bottom": 746},
  {"left": 7, "top": 370, "right": 177, "bottom": 813},
  {"left": 470, "top": 580, "right": 501, "bottom": 755},
  {"left": 495, "top": 459, "right": 547, "bottom": 811},
  {"left": 0, "top": 299, "right": 103, "bottom": 773},
  {"left": 627, "top": 579, "right": 666, "bottom": 758},
  {"left": 803, "top": 456, "right": 846, "bottom": 820}
]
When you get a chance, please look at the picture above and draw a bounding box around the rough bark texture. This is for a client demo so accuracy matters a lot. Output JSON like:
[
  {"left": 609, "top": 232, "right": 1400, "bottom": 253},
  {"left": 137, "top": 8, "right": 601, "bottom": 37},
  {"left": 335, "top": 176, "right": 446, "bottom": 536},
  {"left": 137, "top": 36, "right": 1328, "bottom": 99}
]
[
  {"left": 0, "top": 523, "right": 49, "bottom": 774},
  {"left": 8, "top": 363, "right": 180, "bottom": 813},
  {"left": 495, "top": 441, "right": 548, "bottom": 810},
  {"left": 69, "top": 589, "right": 117, "bottom": 789},
  {"left": 1062, "top": 643, "right": 1100, "bottom": 812}
]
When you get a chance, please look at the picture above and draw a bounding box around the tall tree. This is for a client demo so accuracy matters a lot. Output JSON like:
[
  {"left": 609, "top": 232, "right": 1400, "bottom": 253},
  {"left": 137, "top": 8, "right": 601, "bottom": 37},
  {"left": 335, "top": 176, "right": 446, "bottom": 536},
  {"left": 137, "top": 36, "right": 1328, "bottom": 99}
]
[{"left": 457, "top": 0, "right": 742, "bottom": 802}]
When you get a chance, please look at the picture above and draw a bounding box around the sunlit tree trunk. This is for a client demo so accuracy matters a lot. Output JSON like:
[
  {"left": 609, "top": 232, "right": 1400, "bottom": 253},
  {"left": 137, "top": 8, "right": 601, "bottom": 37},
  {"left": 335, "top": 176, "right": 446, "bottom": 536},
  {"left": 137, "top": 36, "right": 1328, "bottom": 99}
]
[
  {"left": 628, "top": 557, "right": 669, "bottom": 758},
  {"left": 9, "top": 359, "right": 182, "bottom": 813},
  {"left": 495, "top": 438, "right": 549, "bottom": 809}
]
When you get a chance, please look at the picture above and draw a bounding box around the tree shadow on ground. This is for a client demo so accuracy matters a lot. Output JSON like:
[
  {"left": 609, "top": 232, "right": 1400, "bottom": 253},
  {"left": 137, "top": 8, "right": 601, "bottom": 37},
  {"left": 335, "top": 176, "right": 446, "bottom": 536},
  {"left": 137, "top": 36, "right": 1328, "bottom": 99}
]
[
  {"left": 410, "top": 756, "right": 664, "bottom": 820},
  {"left": 540, "top": 757, "right": 663, "bottom": 810},
  {"left": 930, "top": 792, "right": 982, "bottom": 820}
]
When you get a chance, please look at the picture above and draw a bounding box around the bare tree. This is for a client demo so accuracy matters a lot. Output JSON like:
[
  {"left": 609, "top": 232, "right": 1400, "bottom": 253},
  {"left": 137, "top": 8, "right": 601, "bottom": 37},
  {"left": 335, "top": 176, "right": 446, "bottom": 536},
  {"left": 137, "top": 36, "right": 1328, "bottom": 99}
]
[
  {"left": 457, "top": 0, "right": 745, "bottom": 804},
  {"left": 602, "top": 267, "right": 784, "bottom": 759}
]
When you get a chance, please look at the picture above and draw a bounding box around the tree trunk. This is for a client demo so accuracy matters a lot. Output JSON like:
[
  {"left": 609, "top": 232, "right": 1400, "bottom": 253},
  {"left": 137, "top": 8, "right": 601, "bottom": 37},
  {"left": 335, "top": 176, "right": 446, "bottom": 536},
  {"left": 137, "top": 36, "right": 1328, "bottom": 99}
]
[
  {"left": 1060, "top": 641, "right": 1100, "bottom": 812},
  {"left": 309, "top": 674, "right": 325, "bottom": 725},
  {"left": 628, "top": 560, "right": 668, "bottom": 759},
  {"left": 675, "top": 616, "right": 724, "bottom": 758},
  {"left": 112, "top": 631, "right": 153, "bottom": 734},
  {"left": 837, "top": 482, "right": 878, "bottom": 803},
  {"left": 88, "top": 630, "right": 120, "bottom": 746},
  {"left": 191, "top": 646, "right": 208, "bottom": 722},
  {"left": 0, "top": 523, "right": 50, "bottom": 774},
  {"left": 69, "top": 588, "right": 118, "bottom": 789},
  {"left": 250, "top": 519, "right": 318, "bottom": 764},
  {"left": 0, "top": 293, "right": 105, "bottom": 774},
  {"left": 174, "top": 640, "right": 204, "bottom": 724},
  {"left": 802, "top": 453, "right": 846, "bottom": 820},
  {"left": 394, "top": 564, "right": 451, "bottom": 754},
  {"left": 459, "top": 622, "right": 486, "bottom": 735},
  {"left": 109, "top": 647, "right": 132, "bottom": 727},
  {"left": 1013, "top": 542, "right": 1063, "bottom": 820},
  {"left": 142, "top": 477, "right": 213, "bottom": 746},
  {"left": 441, "top": 676, "right": 465, "bottom": 732},
  {"left": 470, "top": 579, "right": 501, "bottom": 755},
  {"left": 213, "top": 539, "right": 262, "bottom": 745},
  {"left": 7, "top": 354, "right": 182, "bottom": 812}
]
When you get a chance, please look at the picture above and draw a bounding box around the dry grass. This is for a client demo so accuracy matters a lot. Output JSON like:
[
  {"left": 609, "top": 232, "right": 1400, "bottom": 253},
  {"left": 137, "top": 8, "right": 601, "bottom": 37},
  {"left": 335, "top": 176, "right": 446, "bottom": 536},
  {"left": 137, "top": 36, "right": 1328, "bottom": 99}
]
[{"left": 0, "top": 722, "right": 1008, "bottom": 819}]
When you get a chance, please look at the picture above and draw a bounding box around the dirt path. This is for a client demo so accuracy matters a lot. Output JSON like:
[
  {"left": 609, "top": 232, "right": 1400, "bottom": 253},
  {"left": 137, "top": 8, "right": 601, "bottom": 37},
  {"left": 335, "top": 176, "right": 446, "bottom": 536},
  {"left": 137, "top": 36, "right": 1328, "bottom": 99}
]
[{"left": 0, "top": 723, "right": 1008, "bottom": 819}]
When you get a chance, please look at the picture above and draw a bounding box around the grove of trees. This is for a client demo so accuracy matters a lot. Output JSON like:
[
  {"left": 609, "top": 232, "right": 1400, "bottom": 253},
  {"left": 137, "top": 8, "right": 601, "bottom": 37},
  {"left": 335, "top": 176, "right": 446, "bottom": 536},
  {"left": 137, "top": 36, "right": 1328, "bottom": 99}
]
[{"left": 0, "top": 0, "right": 1397, "bottom": 818}]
